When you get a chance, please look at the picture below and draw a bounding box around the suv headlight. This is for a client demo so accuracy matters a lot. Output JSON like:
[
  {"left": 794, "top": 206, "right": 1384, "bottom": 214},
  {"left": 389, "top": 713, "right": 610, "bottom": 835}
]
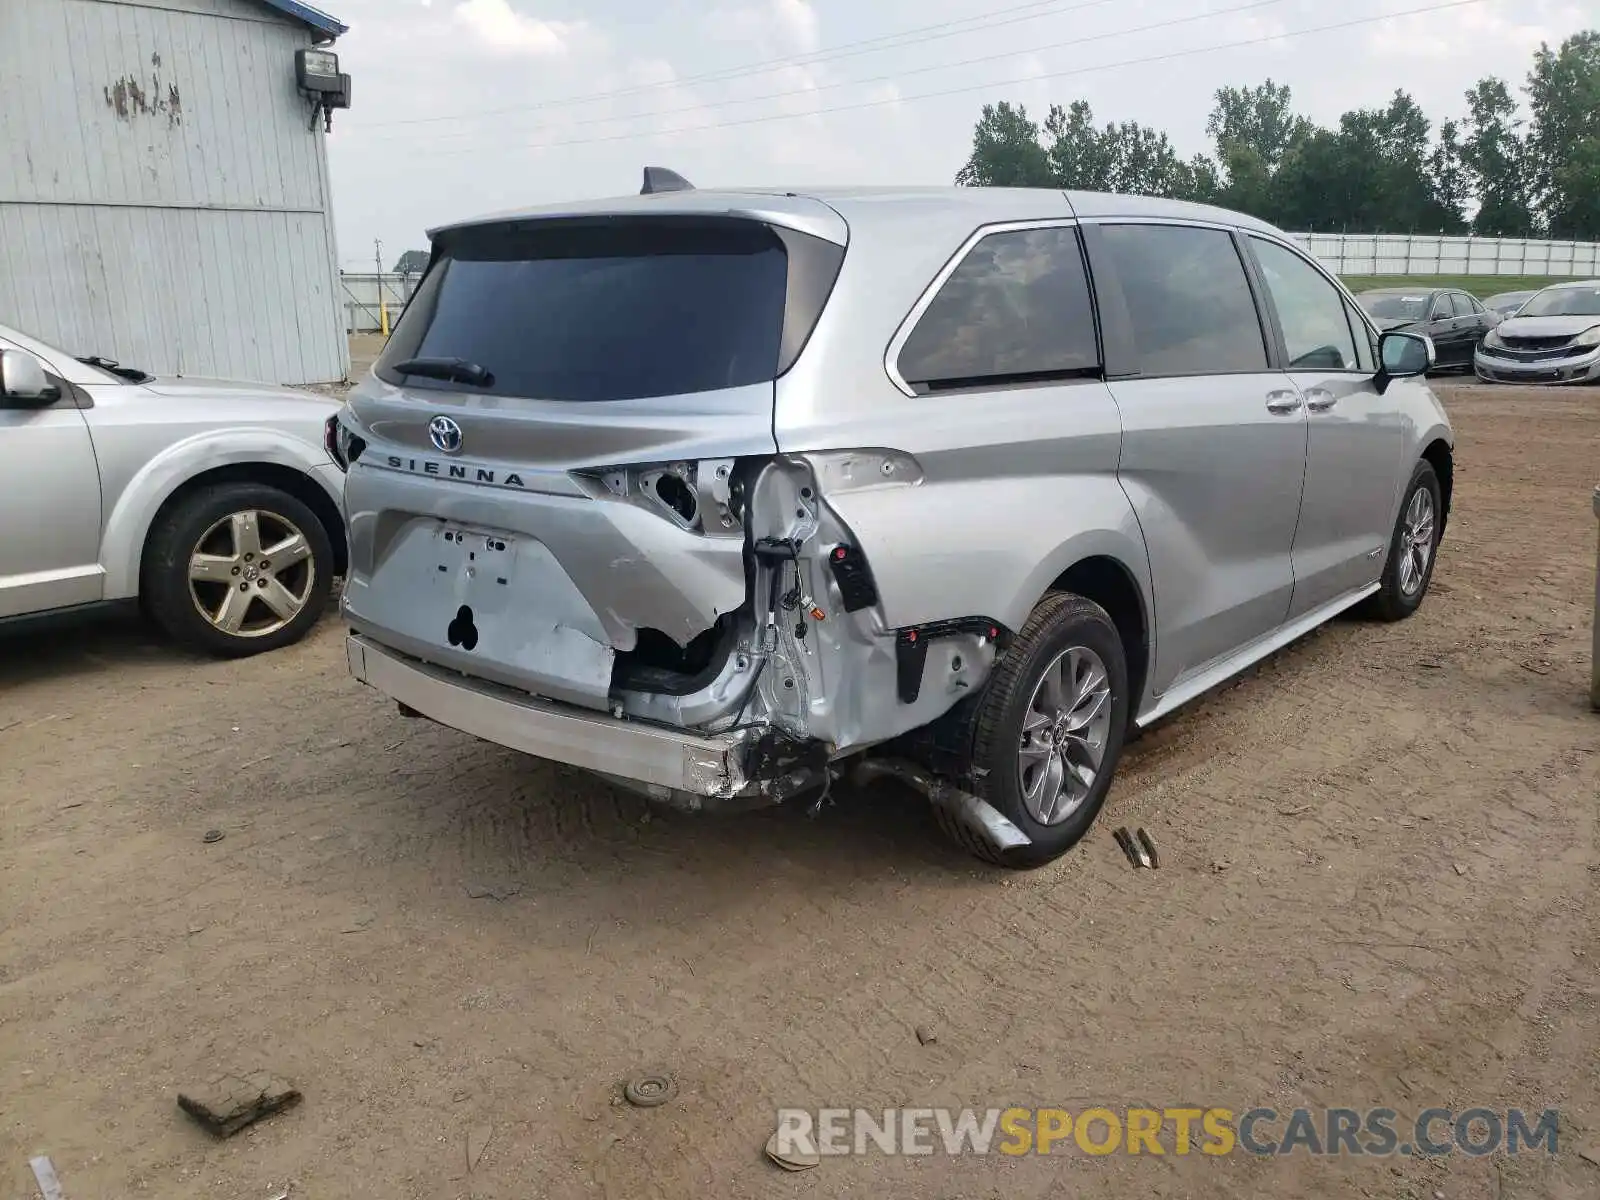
[
  {"left": 1572, "top": 325, "right": 1600, "bottom": 350},
  {"left": 1481, "top": 327, "right": 1504, "bottom": 349}
]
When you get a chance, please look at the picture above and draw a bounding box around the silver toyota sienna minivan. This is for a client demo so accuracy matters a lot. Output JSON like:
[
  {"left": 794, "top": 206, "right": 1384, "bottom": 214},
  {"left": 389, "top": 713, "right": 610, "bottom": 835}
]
[{"left": 330, "top": 172, "right": 1453, "bottom": 868}]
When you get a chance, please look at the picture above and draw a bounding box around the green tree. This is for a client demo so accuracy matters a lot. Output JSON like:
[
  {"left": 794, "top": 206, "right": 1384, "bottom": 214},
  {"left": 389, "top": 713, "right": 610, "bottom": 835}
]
[
  {"left": 955, "top": 102, "right": 1053, "bottom": 187},
  {"left": 1206, "top": 81, "right": 1312, "bottom": 169},
  {"left": 1461, "top": 78, "right": 1535, "bottom": 235},
  {"left": 1428, "top": 120, "right": 1470, "bottom": 233},
  {"left": 1526, "top": 32, "right": 1600, "bottom": 236},
  {"left": 1042, "top": 100, "right": 1217, "bottom": 200}
]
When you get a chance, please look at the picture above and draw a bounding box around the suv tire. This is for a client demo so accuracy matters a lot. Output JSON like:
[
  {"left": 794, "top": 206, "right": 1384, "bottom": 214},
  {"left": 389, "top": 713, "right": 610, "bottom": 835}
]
[
  {"left": 142, "top": 482, "right": 334, "bottom": 657},
  {"left": 938, "top": 591, "right": 1130, "bottom": 869},
  {"left": 1365, "top": 460, "right": 1441, "bottom": 623}
]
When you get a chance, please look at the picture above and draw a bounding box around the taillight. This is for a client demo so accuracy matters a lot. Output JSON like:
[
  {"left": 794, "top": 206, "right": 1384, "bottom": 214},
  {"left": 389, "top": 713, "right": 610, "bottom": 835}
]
[{"left": 324, "top": 413, "right": 365, "bottom": 472}]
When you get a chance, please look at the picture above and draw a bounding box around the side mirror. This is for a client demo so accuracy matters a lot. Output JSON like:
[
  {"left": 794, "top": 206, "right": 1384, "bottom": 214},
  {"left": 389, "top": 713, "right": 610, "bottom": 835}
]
[
  {"left": 1375, "top": 331, "right": 1433, "bottom": 394},
  {"left": 0, "top": 349, "right": 60, "bottom": 407}
]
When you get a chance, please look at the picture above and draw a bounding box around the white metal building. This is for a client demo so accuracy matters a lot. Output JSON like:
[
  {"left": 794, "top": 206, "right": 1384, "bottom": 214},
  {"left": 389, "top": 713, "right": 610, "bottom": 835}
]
[{"left": 0, "top": 0, "right": 349, "bottom": 384}]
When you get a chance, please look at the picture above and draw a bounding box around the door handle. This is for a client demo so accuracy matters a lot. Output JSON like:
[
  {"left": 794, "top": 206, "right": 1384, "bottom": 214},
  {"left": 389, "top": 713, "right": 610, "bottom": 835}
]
[
  {"left": 1265, "top": 390, "right": 1303, "bottom": 414},
  {"left": 1304, "top": 388, "right": 1338, "bottom": 413}
]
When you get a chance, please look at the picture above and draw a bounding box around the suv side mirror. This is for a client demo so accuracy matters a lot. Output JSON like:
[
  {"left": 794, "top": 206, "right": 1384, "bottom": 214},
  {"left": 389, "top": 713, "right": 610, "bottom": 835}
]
[
  {"left": 1375, "top": 331, "right": 1433, "bottom": 394},
  {"left": 0, "top": 349, "right": 60, "bottom": 407}
]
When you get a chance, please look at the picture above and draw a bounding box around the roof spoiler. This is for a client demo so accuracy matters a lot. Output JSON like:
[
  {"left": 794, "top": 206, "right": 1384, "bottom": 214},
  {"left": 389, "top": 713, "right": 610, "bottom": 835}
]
[{"left": 641, "top": 167, "right": 694, "bottom": 195}]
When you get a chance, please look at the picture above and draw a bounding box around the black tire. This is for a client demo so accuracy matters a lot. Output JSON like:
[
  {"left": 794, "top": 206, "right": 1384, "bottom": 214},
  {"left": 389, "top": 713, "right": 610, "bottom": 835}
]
[
  {"left": 934, "top": 591, "right": 1130, "bottom": 869},
  {"left": 1365, "top": 460, "right": 1442, "bottom": 623},
  {"left": 142, "top": 481, "right": 334, "bottom": 657}
]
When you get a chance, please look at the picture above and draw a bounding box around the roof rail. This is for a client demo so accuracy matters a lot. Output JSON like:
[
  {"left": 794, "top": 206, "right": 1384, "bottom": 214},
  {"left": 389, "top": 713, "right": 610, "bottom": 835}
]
[{"left": 641, "top": 167, "right": 694, "bottom": 195}]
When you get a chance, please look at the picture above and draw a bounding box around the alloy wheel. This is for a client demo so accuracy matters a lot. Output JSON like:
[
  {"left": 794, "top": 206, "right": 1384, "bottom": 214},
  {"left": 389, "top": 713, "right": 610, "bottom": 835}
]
[
  {"left": 1398, "top": 487, "right": 1435, "bottom": 597},
  {"left": 187, "top": 509, "right": 316, "bottom": 638},
  {"left": 1017, "top": 645, "right": 1114, "bottom": 826}
]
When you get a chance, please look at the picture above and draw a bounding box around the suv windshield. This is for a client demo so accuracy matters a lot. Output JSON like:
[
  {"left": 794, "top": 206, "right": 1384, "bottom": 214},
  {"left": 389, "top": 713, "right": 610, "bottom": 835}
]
[
  {"left": 377, "top": 218, "right": 790, "bottom": 402},
  {"left": 1516, "top": 285, "right": 1600, "bottom": 318},
  {"left": 1359, "top": 293, "right": 1430, "bottom": 321}
]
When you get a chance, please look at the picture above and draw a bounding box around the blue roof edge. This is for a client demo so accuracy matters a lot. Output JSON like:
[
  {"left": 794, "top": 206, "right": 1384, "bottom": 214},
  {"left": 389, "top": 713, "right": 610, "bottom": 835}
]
[{"left": 259, "top": 0, "right": 348, "bottom": 38}]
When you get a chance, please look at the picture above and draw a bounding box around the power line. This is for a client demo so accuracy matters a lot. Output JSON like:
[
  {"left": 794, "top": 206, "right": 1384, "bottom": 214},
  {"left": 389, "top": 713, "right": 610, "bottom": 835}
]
[
  {"left": 400, "top": 0, "right": 1493, "bottom": 159},
  {"left": 383, "top": 0, "right": 1295, "bottom": 150},
  {"left": 362, "top": 0, "right": 1100, "bottom": 130}
]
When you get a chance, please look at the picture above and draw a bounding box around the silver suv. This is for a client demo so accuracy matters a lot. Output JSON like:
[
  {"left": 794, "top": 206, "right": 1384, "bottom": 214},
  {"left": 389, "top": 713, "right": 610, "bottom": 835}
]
[
  {"left": 0, "top": 321, "right": 344, "bottom": 656},
  {"left": 334, "top": 177, "right": 1453, "bottom": 868}
]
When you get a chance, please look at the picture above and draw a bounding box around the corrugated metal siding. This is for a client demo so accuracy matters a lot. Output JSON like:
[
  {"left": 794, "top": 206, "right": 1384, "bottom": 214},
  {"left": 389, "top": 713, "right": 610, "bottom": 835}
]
[{"left": 0, "top": 0, "right": 348, "bottom": 383}]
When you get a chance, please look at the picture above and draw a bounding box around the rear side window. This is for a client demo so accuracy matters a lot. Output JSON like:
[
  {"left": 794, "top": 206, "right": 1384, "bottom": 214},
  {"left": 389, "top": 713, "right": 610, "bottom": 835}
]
[
  {"left": 896, "top": 225, "right": 1099, "bottom": 392},
  {"left": 377, "top": 219, "right": 791, "bottom": 401},
  {"left": 1099, "top": 225, "right": 1268, "bottom": 375}
]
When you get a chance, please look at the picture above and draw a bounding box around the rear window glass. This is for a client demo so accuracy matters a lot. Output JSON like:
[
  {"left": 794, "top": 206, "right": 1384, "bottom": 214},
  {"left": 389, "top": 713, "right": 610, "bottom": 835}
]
[
  {"left": 378, "top": 219, "right": 788, "bottom": 401},
  {"left": 897, "top": 226, "right": 1100, "bottom": 391}
]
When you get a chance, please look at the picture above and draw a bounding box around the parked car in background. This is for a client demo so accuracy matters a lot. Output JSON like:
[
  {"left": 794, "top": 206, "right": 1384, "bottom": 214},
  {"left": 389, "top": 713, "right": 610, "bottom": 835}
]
[
  {"left": 333, "top": 178, "right": 1454, "bottom": 869},
  {"left": 0, "top": 322, "right": 346, "bottom": 655},
  {"left": 1483, "top": 290, "right": 1536, "bottom": 318},
  {"left": 1356, "top": 287, "right": 1500, "bottom": 370},
  {"left": 1474, "top": 280, "right": 1600, "bottom": 385}
]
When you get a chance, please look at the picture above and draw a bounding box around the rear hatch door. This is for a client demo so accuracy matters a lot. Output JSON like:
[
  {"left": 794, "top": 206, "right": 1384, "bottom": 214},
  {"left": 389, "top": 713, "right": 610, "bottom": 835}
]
[{"left": 341, "top": 207, "right": 845, "bottom": 710}]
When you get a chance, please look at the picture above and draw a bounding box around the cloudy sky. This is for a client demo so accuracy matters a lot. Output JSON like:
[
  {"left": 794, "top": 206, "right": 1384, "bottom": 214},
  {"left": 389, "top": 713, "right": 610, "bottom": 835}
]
[{"left": 322, "top": 0, "right": 1590, "bottom": 267}]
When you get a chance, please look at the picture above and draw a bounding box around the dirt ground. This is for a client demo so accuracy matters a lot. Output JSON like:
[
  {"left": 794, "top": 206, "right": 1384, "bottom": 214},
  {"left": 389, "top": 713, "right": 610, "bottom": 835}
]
[{"left": 2, "top": 383, "right": 1597, "bottom": 1200}]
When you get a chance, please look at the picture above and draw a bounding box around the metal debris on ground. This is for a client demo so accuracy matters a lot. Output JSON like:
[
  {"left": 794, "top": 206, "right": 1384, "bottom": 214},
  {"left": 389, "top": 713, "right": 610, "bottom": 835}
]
[
  {"left": 202, "top": 829, "right": 225, "bottom": 844},
  {"left": 765, "top": 1130, "right": 821, "bottom": 1172},
  {"left": 1112, "top": 827, "right": 1141, "bottom": 867},
  {"left": 622, "top": 1073, "right": 678, "bottom": 1108},
  {"left": 915, "top": 1024, "right": 937, "bottom": 1046},
  {"left": 177, "top": 1071, "right": 302, "bottom": 1138},
  {"left": 1135, "top": 828, "right": 1160, "bottom": 869},
  {"left": 29, "top": 1156, "right": 65, "bottom": 1200},
  {"left": 1112, "top": 826, "right": 1158, "bottom": 868},
  {"left": 463, "top": 881, "right": 522, "bottom": 901},
  {"left": 466, "top": 1124, "right": 493, "bottom": 1173}
]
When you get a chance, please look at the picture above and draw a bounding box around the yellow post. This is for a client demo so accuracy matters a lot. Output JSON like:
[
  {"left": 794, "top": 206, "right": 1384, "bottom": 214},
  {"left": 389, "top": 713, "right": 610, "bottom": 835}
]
[{"left": 379, "top": 293, "right": 390, "bottom": 338}]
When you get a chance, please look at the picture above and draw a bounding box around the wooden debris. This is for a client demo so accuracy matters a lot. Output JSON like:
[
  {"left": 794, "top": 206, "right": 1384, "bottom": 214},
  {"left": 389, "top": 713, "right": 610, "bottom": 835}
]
[{"left": 177, "top": 1071, "right": 301, "bottom": 1138}]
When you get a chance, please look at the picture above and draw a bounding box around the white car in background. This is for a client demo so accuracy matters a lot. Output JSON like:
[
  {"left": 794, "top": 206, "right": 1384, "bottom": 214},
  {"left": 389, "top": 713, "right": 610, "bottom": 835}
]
[
  {"left": 0, "top": 322, "right": 346, "bottom": 655},
  {"left": 1475, "top": 280, "right": 1600, "bottom": 385}
]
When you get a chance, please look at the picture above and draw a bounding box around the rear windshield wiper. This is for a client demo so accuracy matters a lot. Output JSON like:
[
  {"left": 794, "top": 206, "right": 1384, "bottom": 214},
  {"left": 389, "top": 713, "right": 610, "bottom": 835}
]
[{"left": 390, "top": 356, "right": 495, "bottom": 387}]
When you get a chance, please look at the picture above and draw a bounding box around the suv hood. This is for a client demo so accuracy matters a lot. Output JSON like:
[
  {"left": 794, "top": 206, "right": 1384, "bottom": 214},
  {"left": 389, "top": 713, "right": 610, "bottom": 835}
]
[
  {"left": 1495, "top": 314, "right": 1600, "bottom": 339},
  {"left": 141, "top": 376, "right": 340, "bottom": 407}
]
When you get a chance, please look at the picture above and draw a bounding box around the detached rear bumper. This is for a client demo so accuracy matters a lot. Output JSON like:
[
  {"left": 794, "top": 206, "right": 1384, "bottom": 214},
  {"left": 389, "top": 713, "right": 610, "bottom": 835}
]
[{"left": 345, "top": 634, "right": 752, "bottom": 798}]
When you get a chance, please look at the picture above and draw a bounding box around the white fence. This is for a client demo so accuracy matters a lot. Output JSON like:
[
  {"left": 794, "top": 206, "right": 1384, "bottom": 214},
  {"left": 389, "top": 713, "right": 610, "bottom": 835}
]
[
  {"left": 337, "top": 233, "right": 1600, "bottom": 334},
  {"left": 341, "top": 272, "right": 420, "bottom": 334},
  {"left": 1289, "top": 233, "right": 1600, "bottom": 278}
]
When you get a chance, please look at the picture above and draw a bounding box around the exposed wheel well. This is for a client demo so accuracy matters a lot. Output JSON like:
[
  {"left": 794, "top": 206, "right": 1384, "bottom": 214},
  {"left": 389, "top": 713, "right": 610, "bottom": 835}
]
[
  {"left": 1049, "top": 556, "right": 1149, "bottom": 715},
  {"left": 142, "top": 463, "right": 347, "bottom": 579},
  {"left": 1421, "top": 439, "right": 1453, "bottom": 536}
]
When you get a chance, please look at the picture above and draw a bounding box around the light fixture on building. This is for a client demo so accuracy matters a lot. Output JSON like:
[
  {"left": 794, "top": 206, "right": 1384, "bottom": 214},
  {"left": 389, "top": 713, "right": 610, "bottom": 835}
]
[{"left": 296, "top": 48, "right": 351, "bottom": 132}]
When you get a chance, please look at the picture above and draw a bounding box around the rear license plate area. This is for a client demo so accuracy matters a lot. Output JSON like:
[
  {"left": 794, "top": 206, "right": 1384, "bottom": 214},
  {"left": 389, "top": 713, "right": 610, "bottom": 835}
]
[{"left": 431, "top": 524, "right": 519, "bottom": 649}]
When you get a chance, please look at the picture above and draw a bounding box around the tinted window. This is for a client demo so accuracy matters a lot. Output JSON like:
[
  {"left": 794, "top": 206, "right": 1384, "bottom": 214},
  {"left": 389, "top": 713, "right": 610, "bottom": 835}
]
[
  {"left": 1429, "top": 294, "right": 1453, "bottom": 320},
  {"left": 377, "top": 219, "right": 788, "bottom": 401},
  {"left": 1463, "top": 293, "right": 1486, "bottom": 315},
  {"left": 1345, "top": 299, "right": 1378, "bottom": 372},
  {"left": 897, "top": 226, "right": 1099, "bottom": 390},
  {"left": 1361, "top": 293, "right": 1430, "bottom": 321},
  {"left": 1100, "top": 224, "right": 1266, "bottom": 375},
  {"left": 1250, "top": 237, "right": 1359, "bottom": 371}
]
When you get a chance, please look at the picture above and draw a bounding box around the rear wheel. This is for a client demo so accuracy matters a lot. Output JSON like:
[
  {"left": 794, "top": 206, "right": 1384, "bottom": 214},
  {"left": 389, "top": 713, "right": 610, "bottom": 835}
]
[
  {"left": 142, "top": 482, "right": 334, "bottom": 657},
  {"left": 935, "top": 591, "right": 1130, "bottom": 869}
]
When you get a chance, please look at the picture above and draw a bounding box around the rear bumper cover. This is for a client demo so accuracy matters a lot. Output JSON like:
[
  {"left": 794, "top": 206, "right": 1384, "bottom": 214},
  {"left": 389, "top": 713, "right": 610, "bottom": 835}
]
[{"left": 346, "top": 634, "right": 751, "bottom": 797}]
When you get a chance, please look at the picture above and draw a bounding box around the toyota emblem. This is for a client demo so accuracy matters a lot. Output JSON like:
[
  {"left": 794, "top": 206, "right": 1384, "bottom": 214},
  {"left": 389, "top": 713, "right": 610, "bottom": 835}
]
[{"left": 428, "top": 415, "right": 463, "bottom": 454}]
